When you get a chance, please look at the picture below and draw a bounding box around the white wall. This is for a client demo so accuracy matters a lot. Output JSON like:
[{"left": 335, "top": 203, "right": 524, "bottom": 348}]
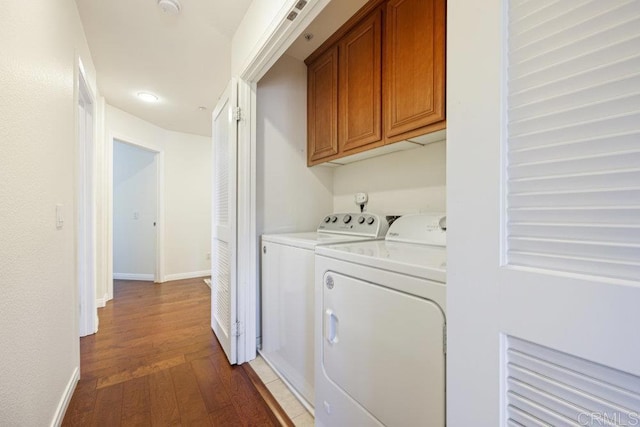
[
  {"left": 164, "top": 130, "right": 212, "bottom": 279},
  {"left": 333, "top": 142, "right": 447, "bottom": 215},
  {"left": 232, "top": 0, "right": 290, "bottom": 76},
  {"left": 256, "top": 54, "right": 334, "bottom": 235},
  {"left": 446, "top": 1, "right": 503, "bottom": 425},
  {"left": 0, "top": 0, "right": 98, "bottom": 424},
  {"left": 113, "top": 142, "right": 157, "bottom": 277},
  {"left": 104, "top": 105, "right": 211, "bottom": 290}
]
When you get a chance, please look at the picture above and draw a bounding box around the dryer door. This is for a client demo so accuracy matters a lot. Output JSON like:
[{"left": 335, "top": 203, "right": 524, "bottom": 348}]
[{"left": 321, "top": 271, "right": 446, "bottom": 426}]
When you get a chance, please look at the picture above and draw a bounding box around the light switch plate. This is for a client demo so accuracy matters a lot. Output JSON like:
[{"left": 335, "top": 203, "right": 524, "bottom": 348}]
[{"left": 56, "top": 204, "right": 64, "bottom": 229}]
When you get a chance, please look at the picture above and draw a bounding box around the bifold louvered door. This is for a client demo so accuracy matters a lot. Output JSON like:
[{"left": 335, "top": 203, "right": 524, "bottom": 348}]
[
  {"left": 502, "top": 1, "right": 640, "bottom": 425},
  {"left": 447, "top": 0, "right": 640, "bottom": 424},
  {"left": 211, "top": 79, "right": 238, "bottom": 364}
]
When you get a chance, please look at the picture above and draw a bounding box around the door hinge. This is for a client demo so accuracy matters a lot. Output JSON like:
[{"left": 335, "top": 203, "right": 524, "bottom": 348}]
[
  {"left": 233, "top": 106, "right": 242, "bottom": 122},
  {"left": 443, "top": 323, "right": 447, "bottom": 355},
  {"left": 232, "top": 320, "right": 244, "bottom": 337}
]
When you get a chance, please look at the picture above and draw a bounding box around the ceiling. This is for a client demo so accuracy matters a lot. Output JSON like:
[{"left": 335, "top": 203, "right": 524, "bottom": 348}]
[
  {"left": 76, "top": 0, "right": 252, "bottom": 137},
  {"left": 285, "top": 0, "right": 368, "bottom": 61}
]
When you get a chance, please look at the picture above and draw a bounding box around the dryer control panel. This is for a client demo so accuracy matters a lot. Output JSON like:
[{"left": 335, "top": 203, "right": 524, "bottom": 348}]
[
  {"left": 385, "top": 213, "right": 447, "bottom": 246},
  {"left": 317, "top": 213, "right": 388, "bottom": 238}
]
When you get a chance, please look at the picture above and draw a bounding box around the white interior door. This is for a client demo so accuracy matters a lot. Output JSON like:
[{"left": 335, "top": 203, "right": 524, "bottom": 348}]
[
  {"left": 448, "top": 1, "right": 640, "bottom": 425},
  {"left": 211, "top": 79, "right": 238, "bottom": 364}
]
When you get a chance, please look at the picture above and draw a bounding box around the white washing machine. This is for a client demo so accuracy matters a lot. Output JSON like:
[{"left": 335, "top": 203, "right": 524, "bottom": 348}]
[
  {"left": 314, "top": 213, "right": 447, "bottom": 426},
  {"left": 260, "top": 213, "right": 389, "bottom": 410}
]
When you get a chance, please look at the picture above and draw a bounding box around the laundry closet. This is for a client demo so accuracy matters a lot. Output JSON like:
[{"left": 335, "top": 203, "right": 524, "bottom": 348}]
[{"left": 254, "top": 0, "right": 448, "bottom": 423}]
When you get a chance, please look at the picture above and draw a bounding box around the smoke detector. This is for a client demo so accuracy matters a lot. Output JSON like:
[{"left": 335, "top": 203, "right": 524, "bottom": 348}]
[{"left": 158, "top": 0, "right": 181, "bottom": 15}]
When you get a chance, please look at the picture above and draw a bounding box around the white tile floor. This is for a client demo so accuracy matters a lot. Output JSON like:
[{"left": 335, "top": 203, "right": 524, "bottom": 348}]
[{"left": 249, "top": 355, "right": 314, "bottom": 426}]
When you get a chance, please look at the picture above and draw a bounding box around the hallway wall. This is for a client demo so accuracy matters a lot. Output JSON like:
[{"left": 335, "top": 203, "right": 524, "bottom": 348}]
[
  {"left": 103, "top": 105, "right": 211, "bottom": 296},
  {"left": 0, "top": 0, "right": 99, "bottom": 424}
]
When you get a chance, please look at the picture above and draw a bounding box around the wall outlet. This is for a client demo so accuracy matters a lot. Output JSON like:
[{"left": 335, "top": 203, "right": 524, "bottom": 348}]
[
  {"left": 355, "top": 192, "right": 368, "bottom": 204},
  {"left": 206, "top": 252, "right": 211, "bottom": 260}
]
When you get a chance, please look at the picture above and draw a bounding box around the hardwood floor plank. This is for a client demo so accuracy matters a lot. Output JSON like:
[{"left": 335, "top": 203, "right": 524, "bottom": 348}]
[
  {"left": 170, "top": 363, "right": 210, "bottom": 425},
  {"left": 90, "top": 382, "right": 123, "bottom": 426},
  {"left": 97, "top": 354, "right": 186, "bottom": 389},
  {"left": 63, "top": 278, "right": 284, "bottom": 426},
  {"left": 209, "top": 404, "right": 243, "bottom": 426},
  {"left": 148, "top": 369, "right": 181, "bottom": 426},
  {"left": 61, "top": 379, "right": 97, "bottom": 426},
  {"left": 190, "top": 357, "right": 232, "bottom": 413},
  {"left": 121, "top": 376, "right": 151, "bottom": 427}
]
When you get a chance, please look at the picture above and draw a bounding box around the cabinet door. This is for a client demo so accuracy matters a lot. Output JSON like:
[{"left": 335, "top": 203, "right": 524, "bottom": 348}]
[
  {"left": 307, "top": 46, "right": 339, "bottom": 165},
  {"left": 385, "top": 0, "right": 445, "bottom": 140},
  {"left": 339, "top": 8, "right": 383, "bottom": 153}
]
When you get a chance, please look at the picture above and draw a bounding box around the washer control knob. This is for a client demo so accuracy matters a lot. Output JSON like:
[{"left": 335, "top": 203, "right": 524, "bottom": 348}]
[
  {"left": 367, "top": 217, "right": 375, "bottom": 225},
  {"left": 358, "top": 216, "right": 365, "bottom": 224},
  {"left": 343, "top": 214, "right": 352, "bottom": 224},
  {"left": 324, "top": 216, "right": 331, "bottom": 223},
  {"left": 331, "top": 216, "right": 338, "bottom": 223}
]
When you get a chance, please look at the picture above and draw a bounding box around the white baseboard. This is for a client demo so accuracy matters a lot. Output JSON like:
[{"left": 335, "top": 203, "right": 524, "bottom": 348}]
[
  {"left": 96, "top": 292, "right": 109, "bottom": 308},
  {"left": 51, "top": 366, "right": 79, "bottom": 427},
  {"left": 113, "top": 273, "right": 154, "bottom": 281},
  {"left": 163, "top": 270, "right": 211, "bottom": 282}
]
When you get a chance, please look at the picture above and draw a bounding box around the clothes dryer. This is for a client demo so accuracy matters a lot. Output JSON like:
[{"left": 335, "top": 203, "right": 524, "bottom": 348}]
[{"left": 314, "top": 213, "right": 447, "bottom": 426}]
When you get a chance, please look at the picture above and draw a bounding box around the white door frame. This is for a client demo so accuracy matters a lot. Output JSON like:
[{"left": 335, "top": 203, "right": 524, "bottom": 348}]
[
  {"left": 77, "top": 62, "right": 98, "bottom": 337},
  {"left": 232, "top": 0, "right": 333, "bottom": 363},
  {"left": 107, "top": 134, "right": 165, "bottom": 300}
]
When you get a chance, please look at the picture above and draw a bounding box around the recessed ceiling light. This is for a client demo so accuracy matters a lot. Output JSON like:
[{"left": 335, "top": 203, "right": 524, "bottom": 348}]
[{"left": 137, "top": 92, "right": 159, "bottom": 102}]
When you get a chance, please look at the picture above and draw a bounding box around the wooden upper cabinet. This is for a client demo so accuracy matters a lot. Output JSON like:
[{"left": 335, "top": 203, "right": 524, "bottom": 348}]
[
  {"left": 384, "top": 0, "right": 446, "bottom": 141},
  {"left": 339, "top": 8, "right": 383, "bottom": 153},
  {"left": 307, "top": 46, "right": 339, "bottom": 164},
  {"left": 306, "top": 0, "right": 445, "bottom": 165}
]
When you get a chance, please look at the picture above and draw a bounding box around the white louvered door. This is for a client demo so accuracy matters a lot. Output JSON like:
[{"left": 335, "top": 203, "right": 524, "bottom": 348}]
[
  {"left": 502, "top": 2, "right": 640, "bottom": 424},
  {"left": 448, "top": 1, "right": 640, "bottom": 425},
  {"left": 211, "top": 80, "right": 238, "bottom": 364}
]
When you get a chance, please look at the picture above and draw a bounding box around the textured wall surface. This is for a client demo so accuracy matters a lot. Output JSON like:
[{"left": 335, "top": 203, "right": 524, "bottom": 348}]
[{"left": 0, "top": 0, "right": 98, "bottom": 424}]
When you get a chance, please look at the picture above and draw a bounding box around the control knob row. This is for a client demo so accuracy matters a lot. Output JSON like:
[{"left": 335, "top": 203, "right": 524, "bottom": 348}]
[
  {"left": 324, "top": 215, "right": 376, "bottom": 225},
  {"left": 324, "top": 216, "right": 339, "bottom": 223}
]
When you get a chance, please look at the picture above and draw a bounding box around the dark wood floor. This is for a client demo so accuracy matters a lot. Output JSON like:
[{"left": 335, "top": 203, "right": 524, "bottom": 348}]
[{"left": 63, "top": 278, "right": 281, "bottom": 426}]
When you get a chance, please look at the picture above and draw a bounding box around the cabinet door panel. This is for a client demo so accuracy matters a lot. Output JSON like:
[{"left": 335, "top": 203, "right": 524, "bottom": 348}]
[
  {"left": 308, "top": 46, "right": 339, "bottom": 164},
  {"left": 385, "top": 0, "right": 445, "bottom": 139},
  {"left": 339, "top": 9, "right": 383, "bottom": 152}
]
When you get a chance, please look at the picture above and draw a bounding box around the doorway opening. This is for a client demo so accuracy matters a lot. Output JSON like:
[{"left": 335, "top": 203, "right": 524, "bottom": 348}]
[{"left": 112, "top": 140, "right": 160, "bottom": 285}]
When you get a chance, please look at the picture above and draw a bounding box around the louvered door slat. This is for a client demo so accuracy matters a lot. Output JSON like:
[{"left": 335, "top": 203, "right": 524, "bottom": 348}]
[
  {"left": 506, "top": 0, "right": 640, "bottom": 282},
  {"left": 506, "top": 337, "right": 640, "bottom": 426},
  {"left": 509, "top": 207, "right": 640, "bottom": 225}
]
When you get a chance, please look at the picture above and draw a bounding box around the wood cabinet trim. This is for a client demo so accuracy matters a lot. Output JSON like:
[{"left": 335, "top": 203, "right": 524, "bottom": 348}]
[
  {"left": 304, "top": 0, "right": 386, "bottom": 66},
  {"left": 384, "top": 0, "right": 446, "bottom": 138},
  {"left": 307, "top": 46, "right": 339, "bottom": 164},
  {"left": 339, "top": 7, "right": 384, "bottom": 153}
]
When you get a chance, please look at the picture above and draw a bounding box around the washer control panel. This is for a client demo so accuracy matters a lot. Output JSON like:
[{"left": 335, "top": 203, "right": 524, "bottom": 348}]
[{"left": 317, "top": 213, "right": 389, "bottom": 238}]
